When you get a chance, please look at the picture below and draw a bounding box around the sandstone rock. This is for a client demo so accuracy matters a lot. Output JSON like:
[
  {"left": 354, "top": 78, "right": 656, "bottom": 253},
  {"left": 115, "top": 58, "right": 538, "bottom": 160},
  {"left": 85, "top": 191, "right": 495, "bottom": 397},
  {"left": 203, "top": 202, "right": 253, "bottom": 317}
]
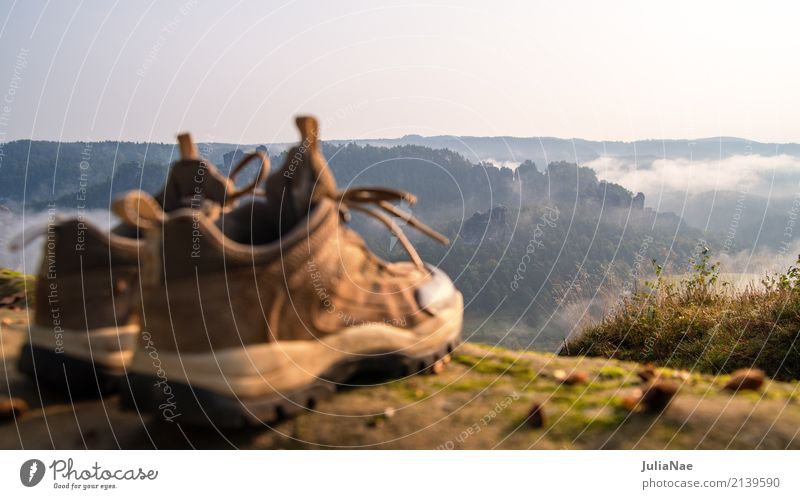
[{"left": 725, "top": 368, "right": 765, "bottom": 392}]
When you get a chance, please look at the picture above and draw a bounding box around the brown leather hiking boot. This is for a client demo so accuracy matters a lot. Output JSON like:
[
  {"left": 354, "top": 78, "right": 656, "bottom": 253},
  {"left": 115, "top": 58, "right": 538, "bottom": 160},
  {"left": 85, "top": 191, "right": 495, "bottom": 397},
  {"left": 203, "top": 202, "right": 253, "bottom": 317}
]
[
  {"left": 121, "top": 117, "right": 463, "bottom": 428},
  {"left": 15, "top": 135, "right": 268, "bottom": 397}
]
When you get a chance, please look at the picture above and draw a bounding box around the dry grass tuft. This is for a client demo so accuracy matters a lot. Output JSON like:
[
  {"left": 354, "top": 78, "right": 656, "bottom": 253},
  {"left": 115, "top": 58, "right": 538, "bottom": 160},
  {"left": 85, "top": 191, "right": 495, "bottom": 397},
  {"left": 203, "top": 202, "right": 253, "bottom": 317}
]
[{"left": 566, "top": 255, "right": 800, "bottom": 381}]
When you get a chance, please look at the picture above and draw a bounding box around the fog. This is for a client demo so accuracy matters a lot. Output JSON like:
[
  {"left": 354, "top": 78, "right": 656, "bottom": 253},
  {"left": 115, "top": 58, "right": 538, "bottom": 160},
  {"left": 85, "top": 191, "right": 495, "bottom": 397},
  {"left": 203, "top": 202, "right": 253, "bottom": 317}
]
[{"left": 586, "top": 154, "right": 800, "bottom": 200}]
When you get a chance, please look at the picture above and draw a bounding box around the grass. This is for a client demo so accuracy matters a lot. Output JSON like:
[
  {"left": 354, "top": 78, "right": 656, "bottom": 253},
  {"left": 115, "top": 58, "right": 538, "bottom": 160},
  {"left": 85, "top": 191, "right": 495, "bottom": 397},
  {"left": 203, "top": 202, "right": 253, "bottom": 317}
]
[
  {"left": 452, "top": 351, "right": 538, "bottom": 379},
  {"left": 0, "top": 268, "right": 34, "bottom": 300},
  {"left": 565, "top": 253, "right": 800, "bottom": 381}
]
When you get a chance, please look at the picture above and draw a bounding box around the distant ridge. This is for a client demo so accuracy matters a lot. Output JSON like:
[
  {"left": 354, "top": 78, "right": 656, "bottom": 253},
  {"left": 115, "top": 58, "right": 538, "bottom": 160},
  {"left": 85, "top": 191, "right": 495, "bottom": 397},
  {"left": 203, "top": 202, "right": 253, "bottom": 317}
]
[
  {"left": 5, "top": 136, "right": 799, "bottom": 169},
  {"left": 328, "top": 135, "right": 800, "bottom": 165}
]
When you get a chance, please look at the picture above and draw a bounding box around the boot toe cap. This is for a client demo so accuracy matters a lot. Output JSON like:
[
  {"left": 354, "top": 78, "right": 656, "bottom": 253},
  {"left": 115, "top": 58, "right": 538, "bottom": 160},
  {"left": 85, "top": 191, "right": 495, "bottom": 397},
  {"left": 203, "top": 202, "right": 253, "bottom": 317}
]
[{"left": 415, "top": 266, "right": 458, "bottom": 314}]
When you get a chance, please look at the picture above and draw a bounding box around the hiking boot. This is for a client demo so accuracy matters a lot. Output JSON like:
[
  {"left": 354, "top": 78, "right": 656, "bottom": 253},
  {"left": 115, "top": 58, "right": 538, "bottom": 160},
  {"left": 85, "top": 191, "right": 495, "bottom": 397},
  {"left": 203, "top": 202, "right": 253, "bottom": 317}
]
[
  {"left": 15, "top": 135, "right": 267, "bottom": 397},
  {"left": 121, "top": 117, "right": 463, "bottom": 428}
]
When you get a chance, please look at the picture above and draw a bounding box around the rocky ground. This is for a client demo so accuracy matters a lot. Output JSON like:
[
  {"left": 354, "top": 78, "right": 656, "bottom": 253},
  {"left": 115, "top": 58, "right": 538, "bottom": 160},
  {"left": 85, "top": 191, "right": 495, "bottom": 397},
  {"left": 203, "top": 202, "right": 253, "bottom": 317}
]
[{"left": 2, "top": 308, "right": 800, "bottom": 449}]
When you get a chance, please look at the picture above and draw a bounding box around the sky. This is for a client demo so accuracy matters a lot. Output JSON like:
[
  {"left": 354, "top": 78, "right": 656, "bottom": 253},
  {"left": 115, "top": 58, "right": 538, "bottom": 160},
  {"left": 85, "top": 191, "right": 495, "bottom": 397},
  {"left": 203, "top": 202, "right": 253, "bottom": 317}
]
[{"left": 0, "top": 0, "right": 798, "bottom": 144}]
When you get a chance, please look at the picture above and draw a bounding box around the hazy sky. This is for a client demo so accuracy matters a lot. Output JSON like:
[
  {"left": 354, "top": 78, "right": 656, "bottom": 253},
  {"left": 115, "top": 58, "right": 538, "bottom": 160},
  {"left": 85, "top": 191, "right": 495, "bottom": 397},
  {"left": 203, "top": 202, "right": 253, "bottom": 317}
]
[{"left": 0, "top": 0, "right": 798, "bottom": 144}]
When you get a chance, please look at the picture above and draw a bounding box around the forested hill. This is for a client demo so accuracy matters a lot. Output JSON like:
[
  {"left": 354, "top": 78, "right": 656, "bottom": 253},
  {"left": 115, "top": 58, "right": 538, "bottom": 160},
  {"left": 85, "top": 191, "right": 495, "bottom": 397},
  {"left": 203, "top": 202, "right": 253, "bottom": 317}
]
[
  {"left": 0, "top": 140, "right": 251, "bottom": 207},
  {"left": 336, "top": 135, "right": 800, "bottom": 165},
  {"left": 5, "top": 135, "right": 800, "bottom": 208},
  {"left": 0, "top": 139, "right": 645, "bottom": 217}
]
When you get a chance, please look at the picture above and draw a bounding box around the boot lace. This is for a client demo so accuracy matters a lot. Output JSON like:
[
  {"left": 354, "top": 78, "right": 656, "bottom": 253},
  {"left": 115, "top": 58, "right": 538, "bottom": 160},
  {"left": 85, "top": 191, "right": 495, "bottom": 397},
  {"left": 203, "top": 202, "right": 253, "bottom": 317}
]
[{"left": 328, "top": 186, "right": 449, "bottom": 270}]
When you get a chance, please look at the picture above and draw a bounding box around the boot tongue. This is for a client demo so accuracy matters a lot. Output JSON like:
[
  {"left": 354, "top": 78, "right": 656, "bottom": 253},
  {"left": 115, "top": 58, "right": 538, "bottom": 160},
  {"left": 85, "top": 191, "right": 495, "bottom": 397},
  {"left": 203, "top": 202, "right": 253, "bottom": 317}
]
[
  {"left": 157, "top": 133, "right": 233, "bottom": 212},
  {"left": 265, "top": 116, "right": 337, "bottom": 233},
  {"left": 112, "top": 134, "right": 232, "bottom": 238}
]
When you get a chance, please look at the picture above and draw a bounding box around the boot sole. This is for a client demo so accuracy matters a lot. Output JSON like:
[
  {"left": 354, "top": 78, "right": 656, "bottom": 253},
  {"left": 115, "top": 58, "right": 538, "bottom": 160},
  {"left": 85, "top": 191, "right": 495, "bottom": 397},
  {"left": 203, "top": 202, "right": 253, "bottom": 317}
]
[
  {"left": 121, "top": 294, "right": 463, "bottom": 428},
  {"left": 11, "top": 323, "right": 139, "bottom": 398},
  {"left": 17, "top": 343, "right": 122, "bottom": 397},
  {"left": 119, "top": 332, "right": 461, "bottom": 429}
]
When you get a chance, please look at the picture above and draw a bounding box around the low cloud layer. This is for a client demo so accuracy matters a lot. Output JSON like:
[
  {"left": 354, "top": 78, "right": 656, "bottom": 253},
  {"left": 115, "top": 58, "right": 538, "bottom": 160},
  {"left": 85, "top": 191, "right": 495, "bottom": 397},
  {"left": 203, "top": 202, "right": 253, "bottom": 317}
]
[{"left": 586, "top": 154, "right": 800, "bottom": 199}]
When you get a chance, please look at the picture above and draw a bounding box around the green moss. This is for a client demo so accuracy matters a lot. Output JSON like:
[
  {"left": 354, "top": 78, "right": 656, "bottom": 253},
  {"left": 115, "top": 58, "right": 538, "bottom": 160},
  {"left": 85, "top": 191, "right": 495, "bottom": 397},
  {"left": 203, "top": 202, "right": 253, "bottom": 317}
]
[
  {"left": 387, "top": 379, "right": 429, "bottom": 401},
  {"left": 451, "top": 352, "right": 537, "bottom": 380},
  {"left": 736, "top": 390, "right": 767, "bottom": 402},
  {"left": 472, "top": 343, "right": 512, "bottom": 354},
  {"left": 598, "top": 365, "right": 628, "bottom": 379},
  {"left": 442, "top": 377, "right": 495, "bottom": 392},
  {"left": 0, "top": 268, "right": 34, "bottom": 299},
  {"left": 537, "top": 396, "right": 629, "bottom": 441}
]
